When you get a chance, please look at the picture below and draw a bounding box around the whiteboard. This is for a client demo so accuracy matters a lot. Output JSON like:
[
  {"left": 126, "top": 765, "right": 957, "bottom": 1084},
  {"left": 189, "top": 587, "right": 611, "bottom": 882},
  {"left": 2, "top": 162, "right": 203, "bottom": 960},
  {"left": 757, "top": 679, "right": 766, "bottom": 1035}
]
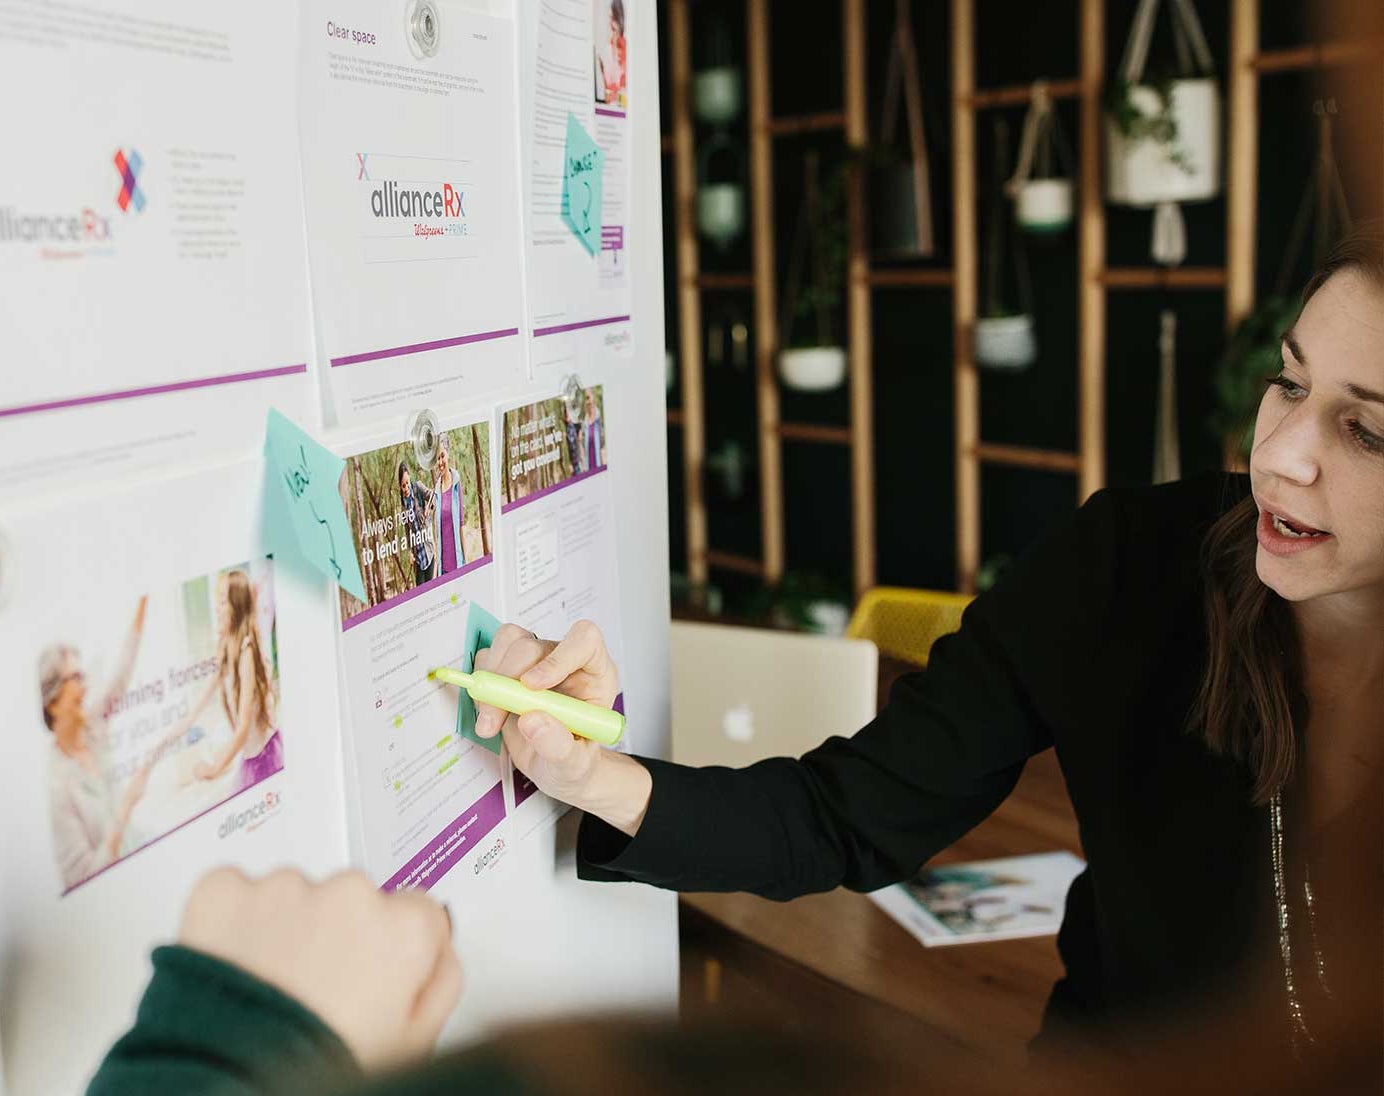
[{"left": 0, "top": 0, "right": 675, "bottom": 1089}]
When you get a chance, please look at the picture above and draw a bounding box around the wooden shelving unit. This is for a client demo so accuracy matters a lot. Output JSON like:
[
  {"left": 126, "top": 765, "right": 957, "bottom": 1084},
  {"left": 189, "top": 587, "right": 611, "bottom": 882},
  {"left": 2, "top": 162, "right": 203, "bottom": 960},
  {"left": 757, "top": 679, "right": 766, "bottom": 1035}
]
[
  {"left": 667, "top": 0, "right": 1382, "bottom": 601},
  {"left": 950, "top": 0, "right": 1109, "bottom": 594},
  {"left": 665, "top": 0, "right": 919, "bottom": 599}
]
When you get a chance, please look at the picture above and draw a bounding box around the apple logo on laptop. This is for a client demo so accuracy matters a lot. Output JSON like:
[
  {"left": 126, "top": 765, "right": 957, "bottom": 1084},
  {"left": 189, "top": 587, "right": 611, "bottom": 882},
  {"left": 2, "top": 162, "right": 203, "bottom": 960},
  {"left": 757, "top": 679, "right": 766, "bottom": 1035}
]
[{"left": 722, "top": 704, "right": 755, "bottom": 743}]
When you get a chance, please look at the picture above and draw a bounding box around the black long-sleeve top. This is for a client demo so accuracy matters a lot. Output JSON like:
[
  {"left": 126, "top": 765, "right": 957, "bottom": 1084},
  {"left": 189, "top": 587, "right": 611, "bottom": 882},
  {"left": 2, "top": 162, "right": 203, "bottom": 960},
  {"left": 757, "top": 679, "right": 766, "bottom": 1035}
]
[{"left": 579, "top": 472, "right": 1290, "bottom": 1049}]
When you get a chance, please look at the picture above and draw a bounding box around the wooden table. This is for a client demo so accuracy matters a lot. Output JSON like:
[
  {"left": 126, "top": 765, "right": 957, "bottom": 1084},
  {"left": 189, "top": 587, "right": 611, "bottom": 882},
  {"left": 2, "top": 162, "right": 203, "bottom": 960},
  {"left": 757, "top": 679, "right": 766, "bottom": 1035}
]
[{"left": 677, "top": 656, "right": 1083, "bottom": 1065}]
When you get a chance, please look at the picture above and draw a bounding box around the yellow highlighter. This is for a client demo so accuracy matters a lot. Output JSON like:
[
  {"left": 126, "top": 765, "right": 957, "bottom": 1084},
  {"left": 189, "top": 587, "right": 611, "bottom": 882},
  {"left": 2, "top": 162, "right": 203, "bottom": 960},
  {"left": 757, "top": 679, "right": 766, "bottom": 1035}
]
[{"left": 429, "top": 667, "right": 625, "bottom": 747}]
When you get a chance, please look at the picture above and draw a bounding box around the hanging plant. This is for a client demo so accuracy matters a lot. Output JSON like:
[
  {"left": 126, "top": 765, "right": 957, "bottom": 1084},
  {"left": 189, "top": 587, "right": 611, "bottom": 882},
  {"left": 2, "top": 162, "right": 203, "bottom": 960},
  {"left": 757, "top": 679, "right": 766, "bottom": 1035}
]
[
  {"left": 779, "top": 153, "right": 849, "bottom": 391},
  {"left": 1105, "top": 74, "right": 1194, "bottom": 174},
  {"left": 1211, "top": 297, "right": 1301, "bottom": 459},
  {"left": 1104, "top": 0, "right": 1222, "bottom": 207}
]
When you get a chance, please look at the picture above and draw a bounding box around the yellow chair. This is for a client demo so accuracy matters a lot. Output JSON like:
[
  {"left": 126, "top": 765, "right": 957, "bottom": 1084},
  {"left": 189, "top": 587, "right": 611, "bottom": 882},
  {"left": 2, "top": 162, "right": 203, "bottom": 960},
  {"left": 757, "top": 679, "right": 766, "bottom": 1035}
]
[{"left": 846, "top": 587, "right": 974, "bottom": 667}]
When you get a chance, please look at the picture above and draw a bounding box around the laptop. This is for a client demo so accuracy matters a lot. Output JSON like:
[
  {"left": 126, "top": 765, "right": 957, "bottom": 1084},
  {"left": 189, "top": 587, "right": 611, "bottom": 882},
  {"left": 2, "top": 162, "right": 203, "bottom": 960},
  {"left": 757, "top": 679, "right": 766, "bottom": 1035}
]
[{"left": 669, "top": 621, "right": 879, "bottom": 768}]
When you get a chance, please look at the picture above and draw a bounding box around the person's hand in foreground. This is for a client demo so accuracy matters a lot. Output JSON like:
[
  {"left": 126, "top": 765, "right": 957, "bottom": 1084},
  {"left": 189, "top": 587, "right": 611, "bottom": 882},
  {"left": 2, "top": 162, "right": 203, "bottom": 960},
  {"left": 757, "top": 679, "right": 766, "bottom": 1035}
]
[{"left": 179, "top": 867, "right": 461, "bottom": 1070}]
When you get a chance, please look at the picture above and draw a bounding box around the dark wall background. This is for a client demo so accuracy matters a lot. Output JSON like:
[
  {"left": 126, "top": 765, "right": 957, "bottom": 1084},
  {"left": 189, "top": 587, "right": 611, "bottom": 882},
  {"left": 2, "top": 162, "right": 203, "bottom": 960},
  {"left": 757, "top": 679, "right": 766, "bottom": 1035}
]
[{"left": 659, "top": 0, "right": 1383, "bottom": 612}]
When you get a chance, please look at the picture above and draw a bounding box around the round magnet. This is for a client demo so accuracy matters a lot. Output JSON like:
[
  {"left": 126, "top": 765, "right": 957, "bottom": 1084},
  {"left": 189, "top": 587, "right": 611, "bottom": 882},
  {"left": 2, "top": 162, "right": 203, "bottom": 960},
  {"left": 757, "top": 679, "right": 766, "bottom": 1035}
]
[
  {"left": 408, "top": 407, "right": 441, "bottom": 469},
  {"left": 407, "top": 0, "right": 441, "bottom": 59}
]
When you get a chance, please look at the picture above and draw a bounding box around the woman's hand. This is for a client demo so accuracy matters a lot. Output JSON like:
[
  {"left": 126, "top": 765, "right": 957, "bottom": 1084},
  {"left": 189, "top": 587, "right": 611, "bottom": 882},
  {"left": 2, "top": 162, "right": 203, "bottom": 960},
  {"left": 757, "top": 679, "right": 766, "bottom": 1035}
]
[
  {"left": 179, "top": 868, "right": 461, "bottom": 1070},
  {"left": 192, "top": 760, "right": 218, "bottom": 781},
  {"left": 475, "top": 621, "right": 650, "bottom": 836}
]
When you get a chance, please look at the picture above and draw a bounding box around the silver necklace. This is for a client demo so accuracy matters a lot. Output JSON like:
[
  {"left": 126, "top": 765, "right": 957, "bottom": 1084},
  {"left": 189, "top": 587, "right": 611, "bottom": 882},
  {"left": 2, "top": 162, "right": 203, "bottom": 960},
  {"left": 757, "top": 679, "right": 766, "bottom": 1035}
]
[{"left": 1269, "top": 791, "right": 1332, "bottom": 1057}]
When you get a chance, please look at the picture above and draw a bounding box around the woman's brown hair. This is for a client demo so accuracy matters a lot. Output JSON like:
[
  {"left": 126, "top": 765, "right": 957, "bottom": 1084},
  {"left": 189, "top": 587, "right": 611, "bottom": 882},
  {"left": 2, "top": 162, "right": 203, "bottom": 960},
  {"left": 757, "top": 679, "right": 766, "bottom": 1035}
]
[{"left": 1193, "top": 225, "right": 1384, "bottom": 803}]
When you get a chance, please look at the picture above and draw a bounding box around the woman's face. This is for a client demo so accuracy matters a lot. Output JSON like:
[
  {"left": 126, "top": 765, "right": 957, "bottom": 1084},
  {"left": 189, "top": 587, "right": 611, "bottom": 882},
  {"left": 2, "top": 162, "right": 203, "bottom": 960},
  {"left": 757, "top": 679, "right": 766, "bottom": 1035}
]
[
  {"left": 436, "top": 448, "right": 450, "bottom": 481},
  {"left": 50, "top": 653, "right": 87, "bottom": 728},
  {"left": 400, "top": 469, "right": 412, "bottom": 498},
  {"left": 1250, "top": 270, "right": 1384, "bottom": 604}
]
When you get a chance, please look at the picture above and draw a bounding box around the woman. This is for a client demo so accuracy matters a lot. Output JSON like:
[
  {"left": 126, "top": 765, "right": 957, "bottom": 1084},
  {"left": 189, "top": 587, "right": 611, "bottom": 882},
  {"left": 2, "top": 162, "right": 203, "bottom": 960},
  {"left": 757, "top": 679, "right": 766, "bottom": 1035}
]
[
  {"left": 182, "top": 570, "right": 282, "bottom": 791},
  {"left": 595, "top": 0, "right": 626, "bottom": 107},
  {"left": 85, "top": 236, "right": 1382, "bottom": 1090},
  {"left": 431, "top": 437, "right": 466, "bottom": 580},
  {"left": 40, "top": 597, "right": 152, "bottom": 892},
  {"left": 583, "top": 388, "right": 604, "bottom": 472},
  {"left": 397, "top": 459, "right": 434, "bottom": 588},
  {"left": 474, "top": 232, "right": 1384, "bottom": 1067}
]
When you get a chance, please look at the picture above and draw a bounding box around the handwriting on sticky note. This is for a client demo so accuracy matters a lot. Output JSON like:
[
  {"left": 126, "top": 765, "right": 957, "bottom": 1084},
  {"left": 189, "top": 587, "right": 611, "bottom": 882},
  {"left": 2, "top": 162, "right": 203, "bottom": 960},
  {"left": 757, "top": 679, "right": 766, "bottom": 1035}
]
[
  {"left": 263, "top": 409, "right": 366, "bottom": 600},
  {"left": 561, "top": 113, "right": 603, "bottom": 256}
]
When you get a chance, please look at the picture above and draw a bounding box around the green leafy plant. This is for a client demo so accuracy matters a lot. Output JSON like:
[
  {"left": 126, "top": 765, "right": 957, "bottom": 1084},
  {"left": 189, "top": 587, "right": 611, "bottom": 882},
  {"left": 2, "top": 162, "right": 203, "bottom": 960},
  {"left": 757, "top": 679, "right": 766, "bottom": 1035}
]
[
  {"left": 1105, "top": 75, "right": 1194, "bottom": 175},
  {"left": 1211, "top": 296, "right": 1301, "bottom": 458},
  {"left": 786, "top": 159, "right": 848, "bottom": 350}
]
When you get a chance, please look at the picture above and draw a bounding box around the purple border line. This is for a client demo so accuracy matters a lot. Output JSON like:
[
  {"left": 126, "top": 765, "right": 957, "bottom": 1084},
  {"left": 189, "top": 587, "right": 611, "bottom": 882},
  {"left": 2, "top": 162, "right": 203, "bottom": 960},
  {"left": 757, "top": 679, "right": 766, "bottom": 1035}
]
[
  {"left": 330, "top": 328, "right": 519, "bottom": 368},
  {"left": 501, "top": 463, "right": 607, "bottom": 514},
  {"left": 0, "top": 363, "right": 307, "bottom": 420},
  {"left": 594, "top": 107, "right": 626, "bottom": 118},
  {"left": 532, "top": 314, "right": 630, "bottom": 338},
  {"left": 63, "top": 770, "right": 285, "bottom": 897},
  {"left": 342, "top": 553, "right": 494, "bottom": 632}
]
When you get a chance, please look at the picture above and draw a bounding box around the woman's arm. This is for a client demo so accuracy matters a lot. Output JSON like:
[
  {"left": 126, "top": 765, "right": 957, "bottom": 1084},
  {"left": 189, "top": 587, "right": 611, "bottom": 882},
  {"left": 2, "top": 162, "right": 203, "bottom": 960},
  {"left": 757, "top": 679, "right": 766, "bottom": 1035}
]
[
  {"left": 194, "top": 649, "right": 257, "bottom": 781},
  {"left": 96, "top": 596, "right": 148, "bottom": 719},
  {"left": 487, "top": 489, "right": 1126, "bottom": 901}
]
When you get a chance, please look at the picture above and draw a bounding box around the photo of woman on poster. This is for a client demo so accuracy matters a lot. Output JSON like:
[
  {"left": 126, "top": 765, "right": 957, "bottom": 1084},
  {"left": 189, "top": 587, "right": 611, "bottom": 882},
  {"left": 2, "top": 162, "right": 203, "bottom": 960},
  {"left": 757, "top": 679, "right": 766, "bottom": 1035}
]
[
  {"left": 594, "top": 0, "right": 627, "bottom": 108},
  {"left": 584, "top": 387, "right": 606, "bottom": 471},
  {"left": 397, "top": 460, "right": 435, "bottom": 588},
  {"left": 432, "top": 437, "right": 467, "bottom": 580},
  {"left": 39, "top": 597, "right": 153, "bottom": 893},
  {"left": 183, "top": 569, "right": 282, "bottom": 791}
]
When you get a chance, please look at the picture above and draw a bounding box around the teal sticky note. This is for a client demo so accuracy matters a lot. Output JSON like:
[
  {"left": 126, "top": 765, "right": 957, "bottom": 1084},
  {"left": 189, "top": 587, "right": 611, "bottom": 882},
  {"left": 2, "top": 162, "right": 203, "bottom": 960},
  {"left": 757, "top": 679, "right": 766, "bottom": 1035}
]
[
  {"left": 458, "top": 602, "right": 503, "bottom": 754},
  {"left": 263, "top": 408, "right": 366, "bottom": 601},
  {"left": 560, "top": 113, "right": 603, "bottom": 256}
]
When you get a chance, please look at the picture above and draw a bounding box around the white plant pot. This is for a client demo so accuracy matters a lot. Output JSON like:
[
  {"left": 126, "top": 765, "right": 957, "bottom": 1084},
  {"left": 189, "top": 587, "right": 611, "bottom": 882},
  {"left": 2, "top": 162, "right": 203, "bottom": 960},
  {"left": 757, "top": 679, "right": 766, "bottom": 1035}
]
[
  {"left": 1106, "top": 78, "right": 1222, "bottom": 207},
  {"left": 805, "top": 600, "right": 850, "bottom": 637},
  {"left": 975, "top": 315, "right": 1037, "bottom": 371},
  {"left": 693, "top": 67, "right": 742, "bottom": 125},
  {"left": 1016, "top": 179, "right": 1073, "bottom": 234},
  {"left": 697, "top": 183, "right": 745, "bottom": 247},
  {"left": 778, "top": 346, "right": 847, "bottom": 391}
]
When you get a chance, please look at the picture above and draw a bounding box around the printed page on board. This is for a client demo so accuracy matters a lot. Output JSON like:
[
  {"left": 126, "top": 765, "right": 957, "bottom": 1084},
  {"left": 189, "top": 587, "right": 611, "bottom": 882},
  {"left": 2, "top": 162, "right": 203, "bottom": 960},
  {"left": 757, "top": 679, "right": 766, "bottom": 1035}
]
[
  {"left": 497, "top": 384, "right": 628, "bottom": 838},
  {"left": 0, "top": 459, "right": 347, "bottom": 1096},
  {"left": 0, "top": 0, "right": 314, "bottom": 504},
  {"left": 520, "top": 0, "right": 634, "bottom": 378},
  {"left": 335, "top": 414, "right": 511, "bottom": 892},
  {"left": 298, "top": 0, "right": 527, "bottom": 427}
]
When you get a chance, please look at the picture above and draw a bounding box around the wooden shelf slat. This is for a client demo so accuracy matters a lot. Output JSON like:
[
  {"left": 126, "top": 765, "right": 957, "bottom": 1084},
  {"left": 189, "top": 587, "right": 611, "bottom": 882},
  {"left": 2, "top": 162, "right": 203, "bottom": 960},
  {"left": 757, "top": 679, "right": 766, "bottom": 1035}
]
[
  {"left": 1251, "top": 40, "right": 1383, "bottom": 73},
  {"left": 765, "top": 110, "right": 847, "bottom": 137},
  {"left": 778, "top": 422, "right": 853, "bottom": 445},
  {"left": 667, "top": 408, "right": 685, "bottom": 426},
  {"left": 703, "top": 549, "right": 766, "bottom": 576},
  {"left": 867, "top": 267, "right": 955, "bottom": 288},
  {"left": 1101, "top": 266, "right": 1226, "bottom": 289},
  {"left": 969, "top": 77, "right": 1082, "bottom": 110},
  {"left": 694, "top": 272, "right": 756, "bottom": 290},
  {"left": 973, "top": 443, "right": 1081, "bottom": 474}
]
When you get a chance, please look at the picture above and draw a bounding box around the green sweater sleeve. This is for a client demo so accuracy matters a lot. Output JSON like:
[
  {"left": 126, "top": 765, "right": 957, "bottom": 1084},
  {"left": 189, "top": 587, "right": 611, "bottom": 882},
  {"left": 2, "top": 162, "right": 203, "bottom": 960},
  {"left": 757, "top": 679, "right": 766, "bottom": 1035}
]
[{"left": 87, "top": 945, "right": 360, "bottom": 1096}]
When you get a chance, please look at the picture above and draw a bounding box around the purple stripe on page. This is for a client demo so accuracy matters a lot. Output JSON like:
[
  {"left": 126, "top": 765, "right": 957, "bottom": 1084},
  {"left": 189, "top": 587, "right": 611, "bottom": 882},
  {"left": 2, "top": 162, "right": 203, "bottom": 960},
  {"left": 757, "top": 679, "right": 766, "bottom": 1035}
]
[
  {"left": 0, "top": 363, "right": 307, "bottom": 420},
  {"left": 329, "top": 327, "right": 519, "bottom": 367},
  {"left": 500, "top": 464, "right": 607, "bottom": 514},
  {"left": 532, "top": 314, "right": 630, "bottom": 338},
  {"left": 514, "top": 771, "right": 540, "bottom": 806},
  {"left": 342, "top": 554, "right": 493, "bottom": 633},
  {"left": 381, "top": 781, "right": 506, "bottom": 893},
  {"left": 594, "top": 107, "right": 626, "bottom": 118}
]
